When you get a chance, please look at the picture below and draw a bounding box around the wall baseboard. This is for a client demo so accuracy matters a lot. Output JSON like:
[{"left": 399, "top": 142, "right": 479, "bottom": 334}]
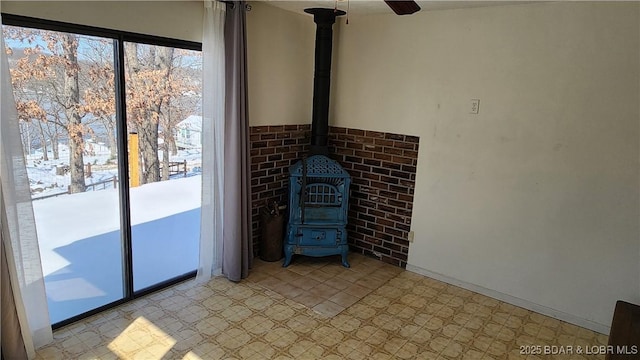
[{"left": 406, "top": 263, "right": 610, "bottom": 335}]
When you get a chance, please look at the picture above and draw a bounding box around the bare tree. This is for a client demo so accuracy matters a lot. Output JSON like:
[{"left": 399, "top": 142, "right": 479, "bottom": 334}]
[
  {"left": 61, "top": 34, "right": 86, "bottom": 193},
  {"left": 126, "top": 44, "right": 177, "bottom": 185},
  {"left": 7, "top": 28, "right": 88, "bottom": 193},
  {"left": 6, "top": 26, "right": 201, "bottom": 191}
]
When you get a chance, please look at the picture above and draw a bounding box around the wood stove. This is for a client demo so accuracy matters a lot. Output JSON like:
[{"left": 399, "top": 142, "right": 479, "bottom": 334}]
[
  {"left": 283, "top": 8, "right": 351, "bottom": 267},
  {"left": 283, "top": 155, "right": 351, "bottom": 267}
]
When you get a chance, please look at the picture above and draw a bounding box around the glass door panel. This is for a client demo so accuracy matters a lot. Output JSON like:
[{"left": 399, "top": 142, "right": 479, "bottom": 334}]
[
  {"left": 3, "top": 26, "right": 123, "bottom": 323},
  {"left": 123, "top": 42, "right": 202, "bottom": 291}
]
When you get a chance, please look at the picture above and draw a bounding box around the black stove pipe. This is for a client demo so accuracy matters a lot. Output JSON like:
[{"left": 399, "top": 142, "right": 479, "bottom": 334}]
[{"left": 305, "top": 8, "right": 345, "bottom": 155}]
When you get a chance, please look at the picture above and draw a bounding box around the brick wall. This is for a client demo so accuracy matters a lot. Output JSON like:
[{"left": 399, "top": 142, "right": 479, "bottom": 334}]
[
  {"left": 327, "top": 127, "right": 419, "bottom": 268},
  {"left": 250, "top": 125, "right": 310, "bottom": 257},
  {"left": 249, "top": 124, "right": 419, "bottom": 268}
]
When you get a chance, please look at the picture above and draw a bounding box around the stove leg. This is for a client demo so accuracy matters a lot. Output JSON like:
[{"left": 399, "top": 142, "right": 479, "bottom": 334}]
[
  {"left": 283, "top": 252, "right": 292, "bottom": 267},
  {"left": 341, "top": 252, "right": 350, "bottom": 268}
]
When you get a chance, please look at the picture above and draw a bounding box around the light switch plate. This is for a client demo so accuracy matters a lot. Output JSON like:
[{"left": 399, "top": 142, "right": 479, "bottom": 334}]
[{"left": 470, "top": 99, "right": 480, "bottom": 114}]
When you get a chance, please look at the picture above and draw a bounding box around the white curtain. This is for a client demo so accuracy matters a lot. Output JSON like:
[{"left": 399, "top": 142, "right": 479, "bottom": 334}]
[
  {"left": 197, "top": 0, "right": 226, "bottom": 282},
  {"left": 1, "top": 17, "right": 53, "bottom": 358}
]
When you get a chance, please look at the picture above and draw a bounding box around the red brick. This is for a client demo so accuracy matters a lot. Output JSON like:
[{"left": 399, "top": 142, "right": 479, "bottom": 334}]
[
  {"left": 353, "top": 164, "right": 371, "bottom": 172},
  {"left": 355, "top": 240, "right": 374, "bottom": 250},
  {"left": 354, "top": 150, "right": 374, "bottom": 159},
  {"left": 370, "top": 181, "right": 388, "bottom": 190},
  {"left": 405, "top": 135, "right": 419, "bottom": 143},
  {"left": 336, "top": 148, "right": 355, "bottom": 156},
  {"left": 391, "top": 156, "right": 414, "bottom": 165},
  {"left": 363, "top": 144, "right": 383, "bottom": 152},
  {"left": 385, "top": 133, "right": 404, "bottom": 141},
  {"left": 373, "top": 153, "right": 393, "bottom": 162},
  {"left": 376, "top": 218, "right": 395, "bottom": 227},
  {"left": 393, "top": 141, "right": 415, "bottom": 150},
  {"left": 402, "top": 165, "right": 417, "bottom": 173},
  {"left": 337, "top": 134, "right": 356, "bottom": 142},
  {"left": 251, "top": 126, "right": 269, "bottom": 133},
  {"left": 403, "top": 150, "right": 418, "bottom": 158},
  {"left": 372, "top": 167, "right": 390, "bottom": 176},
  {"left": 365, "top": 130, "right": 385, "bottom": 138},
  {"left": 348, "top": 128, "right": 365, "bottom": 136},
  {"left": 373, "top": 246, "right": 391, "bottom": 255},
  {"left": 375, "top": 139, "right": 394, "bottom": 147},
  {"left": 384, "top": 241, "right": 403, "bottom": 252},
  {"left": 379, "top": 175, "right": 399, "bottom": 184},
  {"left": 385, "top": 227, "right": 404, "bottom": 237},
  {"left": 383, "top": 147, "right": 403, "bottom": 156},
  {"left": 378, "top": 204, "right": 396, "bottom": 213},
  {"left": 389, "top": 184, "right": 409, "bottom": 194},
  {"left": 252, "top": 141, "right": 267, "bottom": 149},
  {"left": 392, "top": 251, "right": 408, "bottom": 262},
  {"left": 388, "top": 199, "right": 407, "bottom": 208},
  {"left": 362, "top": 172, "right": 380, "bottom": 181}
]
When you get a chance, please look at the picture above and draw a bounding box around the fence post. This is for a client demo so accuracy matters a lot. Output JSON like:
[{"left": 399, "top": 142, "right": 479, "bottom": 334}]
[
  {"left": 183, "top": 160, "right": 187, "bottom": 177},
  {"left": 113, "top": 176, "right": 117, "bottom": 189}
]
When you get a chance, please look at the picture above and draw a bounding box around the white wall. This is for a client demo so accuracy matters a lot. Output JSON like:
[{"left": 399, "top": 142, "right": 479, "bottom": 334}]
[
  {"left": 1, "top": 1, "right": 203, "bottom": 42},
  {"left": 333, "top": 2, "right": 639, "bottom": 333},
  {"left": 246, "top": 1, "right": 315, "bottom": 126}
]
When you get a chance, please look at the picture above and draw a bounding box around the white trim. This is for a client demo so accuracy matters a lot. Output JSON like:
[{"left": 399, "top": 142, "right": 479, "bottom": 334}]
[{"left": 406, "top": 263, "right": 610, "bottom": 335}]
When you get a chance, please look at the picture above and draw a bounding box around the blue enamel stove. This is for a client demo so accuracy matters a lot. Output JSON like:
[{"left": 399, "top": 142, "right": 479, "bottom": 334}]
[{"left": 283, "top": 155, "right": 351, "bottom": 267}]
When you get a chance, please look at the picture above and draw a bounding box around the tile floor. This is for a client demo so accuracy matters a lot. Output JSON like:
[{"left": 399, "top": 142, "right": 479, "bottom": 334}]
[
  {"left": 249, "top": 254, "right": 404, "bottom": 318},
  {"left": 36, "top": 253, "right": 608, "bottom": 360}
]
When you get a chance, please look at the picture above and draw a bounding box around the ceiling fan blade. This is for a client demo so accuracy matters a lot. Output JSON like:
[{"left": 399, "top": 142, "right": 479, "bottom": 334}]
[{"left": 384, "top": 1, "right": 421, "bottom": 15}]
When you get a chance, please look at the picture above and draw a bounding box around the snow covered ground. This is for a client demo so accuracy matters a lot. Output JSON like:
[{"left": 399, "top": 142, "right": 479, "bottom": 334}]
[
  {"left": 27, "top": 141, "right": 202, "bottom": 198},
  {"left": 27, "top": 141, "right": 117, "bottom": 197},
  {"left": 34, "top": 176, "right": 201, "bottom": 324}
]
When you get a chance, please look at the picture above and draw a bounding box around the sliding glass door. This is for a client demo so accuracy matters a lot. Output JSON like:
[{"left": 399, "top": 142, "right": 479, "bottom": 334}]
[
  {"left": 123, "top": 42, "right": 202, "bottom": 291},
  {"left": 3, "top": 26, "right": 124, "bottom": 324},
  {"left": 2, "top": 17, "right": 202, "bottom": 325}
]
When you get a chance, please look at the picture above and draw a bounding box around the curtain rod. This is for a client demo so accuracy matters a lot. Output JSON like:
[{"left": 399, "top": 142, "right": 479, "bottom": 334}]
[{"left": 217, "top": 1, "right": 252, "bottom": 11}]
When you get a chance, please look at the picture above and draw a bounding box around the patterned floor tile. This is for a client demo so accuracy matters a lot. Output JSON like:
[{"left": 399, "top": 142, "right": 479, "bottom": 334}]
[{"left": 37, "top": 253, "right": 607, "bottom": 360}]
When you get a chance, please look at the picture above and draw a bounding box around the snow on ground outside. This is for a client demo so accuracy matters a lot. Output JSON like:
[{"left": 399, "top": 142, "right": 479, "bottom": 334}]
[
  {"left": 27, "top": 142, "right": 202, "bottom": 197},
  {"left": 27, "top": 142, "right": 116, "bottom": 196},
  {"left": 34, "top": 176, "right": 201, "bottom": 323}
]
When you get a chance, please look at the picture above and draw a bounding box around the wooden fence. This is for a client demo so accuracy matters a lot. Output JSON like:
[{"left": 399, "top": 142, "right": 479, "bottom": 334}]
[
  {"left": 161, "top": 160, "right": 188, "bottom": 178},
  {"left": 32, "top": 176, "right": 118, "bottom": 201}
]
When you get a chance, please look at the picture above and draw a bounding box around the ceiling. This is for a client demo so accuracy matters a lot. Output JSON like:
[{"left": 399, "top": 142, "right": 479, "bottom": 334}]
[{"left": 260, "top": 0, "right": 534, "bottom": 16}]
